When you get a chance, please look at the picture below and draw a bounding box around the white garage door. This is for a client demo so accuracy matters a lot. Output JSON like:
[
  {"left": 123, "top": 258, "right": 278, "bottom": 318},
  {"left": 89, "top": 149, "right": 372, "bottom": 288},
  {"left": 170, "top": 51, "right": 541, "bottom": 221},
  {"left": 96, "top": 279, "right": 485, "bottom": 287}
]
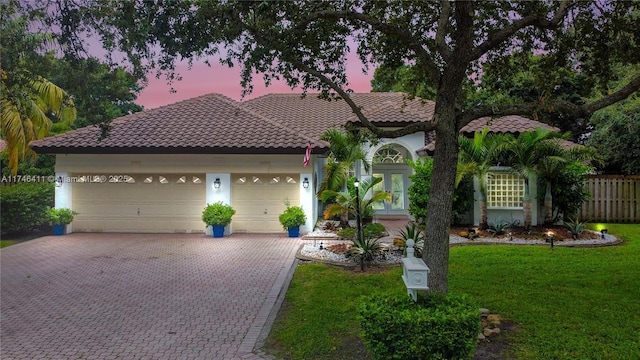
[
  {"left": 231, "top": 174, "right": 300, "bottom": 233},
  {"left": 72, "top": 174, "right": 206, "bottom": 233}
]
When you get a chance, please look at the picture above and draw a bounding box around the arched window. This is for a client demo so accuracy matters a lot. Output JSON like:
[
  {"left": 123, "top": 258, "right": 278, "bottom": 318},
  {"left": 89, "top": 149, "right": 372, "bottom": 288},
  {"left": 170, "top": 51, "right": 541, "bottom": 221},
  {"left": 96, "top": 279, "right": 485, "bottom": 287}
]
[{"left": 373, "top": 145, "right": 409, "bottom": 164}]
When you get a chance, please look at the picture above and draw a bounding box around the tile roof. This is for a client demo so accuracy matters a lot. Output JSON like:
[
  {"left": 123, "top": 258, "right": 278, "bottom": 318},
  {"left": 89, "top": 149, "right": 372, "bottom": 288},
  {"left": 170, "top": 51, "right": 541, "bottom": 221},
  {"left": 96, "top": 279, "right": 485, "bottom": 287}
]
[
  {"left": 421, "top": 116, "right": 563, "bottom": 153},
  {"left": 243, "top": 92, "right": 434, "bottom": 140},
  {"left": 30, "top": 93, "right": 324, "bottom": 154},
  {"left": 460, "top": 115, "right": 559, "bottom": 134},
  {"left": 30, "top": 91, "right": 567, "bottom": 155}
]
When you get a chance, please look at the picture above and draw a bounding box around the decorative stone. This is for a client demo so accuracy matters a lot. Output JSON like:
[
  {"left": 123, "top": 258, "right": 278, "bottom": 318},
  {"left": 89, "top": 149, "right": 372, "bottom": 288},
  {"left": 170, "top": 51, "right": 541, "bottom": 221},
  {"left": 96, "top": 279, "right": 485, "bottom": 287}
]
[
  {"left": 487, "top": 314, "right": 502, "bottom": 326},
  {"left": 478, "top": 333, "right": 486, "bottom": 341},
  {"left": 480, "top": 308, "right": 490, "bottom": 315}
]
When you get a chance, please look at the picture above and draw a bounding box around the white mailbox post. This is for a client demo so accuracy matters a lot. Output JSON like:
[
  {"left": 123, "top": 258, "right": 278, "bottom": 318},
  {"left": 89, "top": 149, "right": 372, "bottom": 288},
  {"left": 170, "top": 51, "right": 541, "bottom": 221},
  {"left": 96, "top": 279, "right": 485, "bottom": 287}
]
[{"left": 401, "top": 239, "right": 430, "bottom": 301}]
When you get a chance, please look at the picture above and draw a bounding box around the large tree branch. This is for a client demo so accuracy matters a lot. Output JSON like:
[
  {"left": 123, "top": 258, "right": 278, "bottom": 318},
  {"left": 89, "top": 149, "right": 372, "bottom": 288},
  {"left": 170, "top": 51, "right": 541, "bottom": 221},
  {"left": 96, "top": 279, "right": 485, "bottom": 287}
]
[
  {"left": 469, "top": 0, "right": 572, "bottom": 61},
  {"left": 286, "top": 55, "right": 435, "bottom": 138},
  {"left": 240, "top": 19, "right": 435, "bottom": 139},
  {"left": 293, "top": 9, "right": 442, "bottom": 83},
  {"left": 457, "top": 74, "right": 640, "bottom": 127},
  {"left": 435, "top": 0, "right": 453, "bottom": 61}
]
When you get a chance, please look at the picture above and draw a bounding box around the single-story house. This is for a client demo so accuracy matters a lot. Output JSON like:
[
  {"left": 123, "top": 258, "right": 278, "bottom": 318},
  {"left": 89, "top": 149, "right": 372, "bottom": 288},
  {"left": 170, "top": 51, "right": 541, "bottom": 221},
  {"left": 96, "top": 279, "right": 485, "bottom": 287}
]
[{"left": 30, "top": 92, "right": 561, "bottom": 234}]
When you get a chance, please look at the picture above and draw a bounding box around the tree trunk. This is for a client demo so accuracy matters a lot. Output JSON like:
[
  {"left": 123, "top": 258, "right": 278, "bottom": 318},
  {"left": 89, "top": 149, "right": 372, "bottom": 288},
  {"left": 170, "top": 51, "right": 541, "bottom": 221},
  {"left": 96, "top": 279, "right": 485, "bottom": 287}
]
[
  {"left": 423, "top": 106, "right": 460, "bottom": 294},
  {"left": 479, "top": 199, "right": 488, "bottom": 230},
  {"left": 422, "top": 0, "right": 472, "bottom": 294},
  {"left": 523, "top": 178, "right": 532, "bottom": 229},
  {"left": 544, "top": 182, "right": 553, "bottom": 225}
]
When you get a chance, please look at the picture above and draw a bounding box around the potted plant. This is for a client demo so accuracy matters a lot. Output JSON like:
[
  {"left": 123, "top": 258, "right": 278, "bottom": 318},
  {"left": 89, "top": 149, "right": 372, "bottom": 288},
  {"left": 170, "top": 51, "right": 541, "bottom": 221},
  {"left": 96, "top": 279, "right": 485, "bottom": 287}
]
[
  {"left": 46, "top": 207, "right": 78, "bottom": 235},
  {"left": 202, "top": 202, "right": 236, "bottom": 237},
  {"left": 279, "top": 205, "right": 306, "bottom": 237}
]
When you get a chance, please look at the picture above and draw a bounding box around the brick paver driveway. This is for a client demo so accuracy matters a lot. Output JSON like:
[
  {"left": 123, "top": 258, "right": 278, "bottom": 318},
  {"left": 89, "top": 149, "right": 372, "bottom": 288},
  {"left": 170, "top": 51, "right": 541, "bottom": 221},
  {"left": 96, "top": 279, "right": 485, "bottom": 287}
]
[{"left": 1, "top": 233, "right": 300, "bottom": 360}]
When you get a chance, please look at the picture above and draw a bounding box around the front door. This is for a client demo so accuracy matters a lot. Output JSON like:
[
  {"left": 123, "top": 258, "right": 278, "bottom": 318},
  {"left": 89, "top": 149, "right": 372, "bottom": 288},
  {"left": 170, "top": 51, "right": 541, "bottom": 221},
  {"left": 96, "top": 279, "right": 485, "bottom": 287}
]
[{"left": 371, "top": 168, "right": 410, "bottom": 216}]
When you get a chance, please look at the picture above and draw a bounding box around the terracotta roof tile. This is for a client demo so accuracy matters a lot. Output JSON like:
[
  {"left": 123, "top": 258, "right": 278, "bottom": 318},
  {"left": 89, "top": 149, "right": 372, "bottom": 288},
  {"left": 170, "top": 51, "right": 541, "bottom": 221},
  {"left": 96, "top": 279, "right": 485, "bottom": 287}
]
[
  {"left": 31, "top": 93, "right": 324, "bottom": 154},
  {"left": 460, "top": 115, "right": 559, "bottom": 134},
  {"left": 421, "top": 116, "right": 566, "bottom": 153},
  {"left": 31, "top": 92, "right": 568, "bottom": 155}
]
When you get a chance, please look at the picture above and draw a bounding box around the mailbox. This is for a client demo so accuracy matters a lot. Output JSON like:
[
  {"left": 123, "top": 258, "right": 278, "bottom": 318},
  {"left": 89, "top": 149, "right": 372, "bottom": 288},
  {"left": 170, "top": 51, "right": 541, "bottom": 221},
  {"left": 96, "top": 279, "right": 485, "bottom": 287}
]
[{"left": 401, "top": 239, "right": 430, "bottom": 301}]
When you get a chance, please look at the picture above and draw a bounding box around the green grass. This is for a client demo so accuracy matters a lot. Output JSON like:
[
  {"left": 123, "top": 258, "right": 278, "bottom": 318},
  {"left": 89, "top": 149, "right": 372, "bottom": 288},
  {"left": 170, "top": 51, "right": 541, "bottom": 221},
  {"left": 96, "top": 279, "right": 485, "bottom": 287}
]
[
  {"left": 0, "top": 240, "right": 17, "bottom": 248},
  {"left": 265, "top": 224, "right": 640, "bottom": 360}
]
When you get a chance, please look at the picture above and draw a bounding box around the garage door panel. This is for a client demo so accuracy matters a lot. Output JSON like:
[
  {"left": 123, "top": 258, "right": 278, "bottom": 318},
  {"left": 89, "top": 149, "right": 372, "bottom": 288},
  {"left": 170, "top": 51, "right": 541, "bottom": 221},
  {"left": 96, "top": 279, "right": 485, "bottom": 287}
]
[
  {"left": 231, "top": 174, "right": 299, "bottom": 233},
  {"left": 72, "top": 174, "right": 205, "bottom": 233}
]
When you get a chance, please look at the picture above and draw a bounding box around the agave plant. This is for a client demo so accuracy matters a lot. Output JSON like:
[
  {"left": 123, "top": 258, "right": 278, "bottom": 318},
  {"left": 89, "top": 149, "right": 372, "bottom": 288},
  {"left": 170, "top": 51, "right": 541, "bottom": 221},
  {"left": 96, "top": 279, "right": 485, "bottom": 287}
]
[
  {"left": 565, "top": 217, "right": 588, "bottom": 239},
  {"left": 347, "top": 235, "right": 384, "bottom": 271},
  {"left": 487, "top": 217, "right": 510, "bottom": 237},
  {"left": 397, "top": 222, "right": 425, "bottom": 257}
]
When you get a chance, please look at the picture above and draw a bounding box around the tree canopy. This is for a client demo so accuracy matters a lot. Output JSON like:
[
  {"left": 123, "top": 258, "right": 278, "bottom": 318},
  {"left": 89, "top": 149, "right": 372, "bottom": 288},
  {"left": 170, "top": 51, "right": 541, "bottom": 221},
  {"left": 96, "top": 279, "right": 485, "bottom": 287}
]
[{"left": 32, "top": 0, "right": 640, "bottom": 293}]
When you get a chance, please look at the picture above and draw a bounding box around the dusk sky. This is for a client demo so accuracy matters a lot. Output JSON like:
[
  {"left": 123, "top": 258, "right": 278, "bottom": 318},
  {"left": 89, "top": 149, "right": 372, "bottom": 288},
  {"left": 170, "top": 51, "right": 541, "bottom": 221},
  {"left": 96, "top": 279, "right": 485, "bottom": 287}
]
[{"left": 135, "top": 53, "right": 375, "bottom": 109}]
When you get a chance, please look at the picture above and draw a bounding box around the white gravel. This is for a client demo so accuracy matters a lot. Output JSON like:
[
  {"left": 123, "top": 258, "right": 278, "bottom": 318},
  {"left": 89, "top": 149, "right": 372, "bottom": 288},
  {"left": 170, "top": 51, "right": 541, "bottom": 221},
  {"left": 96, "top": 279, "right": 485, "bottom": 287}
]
[{"left": 299, "top": 231, "right": 619, "bottom": 265}]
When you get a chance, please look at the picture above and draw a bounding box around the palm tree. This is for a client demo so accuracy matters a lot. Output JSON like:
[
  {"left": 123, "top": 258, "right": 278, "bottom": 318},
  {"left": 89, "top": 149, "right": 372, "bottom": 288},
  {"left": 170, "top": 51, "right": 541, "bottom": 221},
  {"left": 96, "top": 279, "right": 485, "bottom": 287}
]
[
  {"left": 1, "top": 73, "right": 76, "bottom": 174},
  {"left": 320, "top": 176, "right": 391, "bottom": 220},
  {"left": 502, "top": 128, "right": 567, "bottom": 228},
  {"left": 534, "top": 141, "right": 601, "bottom": 224},
  {"left": 456, "top": 127, "right": 505, "bottom": 229},
  {"left": 318, "top": 128, "right": 371, "bottom": 227},
  {"left": 0, "top": 8, "right": 76, "bottom": 174}
]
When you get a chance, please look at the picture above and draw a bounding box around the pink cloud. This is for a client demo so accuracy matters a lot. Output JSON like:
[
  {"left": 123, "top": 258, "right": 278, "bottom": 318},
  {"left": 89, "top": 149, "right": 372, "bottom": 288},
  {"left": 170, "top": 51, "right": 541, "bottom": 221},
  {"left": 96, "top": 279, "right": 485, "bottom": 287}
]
[{"left": 136, "top": 52, "right": 374, "bottom": 109}]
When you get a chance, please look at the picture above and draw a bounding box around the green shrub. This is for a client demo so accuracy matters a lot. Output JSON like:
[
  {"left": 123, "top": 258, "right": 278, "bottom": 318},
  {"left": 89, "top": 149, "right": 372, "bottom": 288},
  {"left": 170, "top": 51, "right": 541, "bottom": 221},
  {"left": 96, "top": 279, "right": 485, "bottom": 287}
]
[
  {"left": 46, "top": 207, "right": 78, "bottom": 225},
  {"left": 201, "top": 202, "right": 236, "bottom": 226},
  {"left": 363, "top": 222, "right": 385, "bottom": 238},
  {"left": 279, "top": 205, "right": 306, "bottom": 229},
  {"left": 337, "top": 227, "right": 355, "bottom": 238},
  {"left": 0, "top": 182, "right": 54, "bottom": 234},
  {"left": 408, "top": 158, "right": 473, "bottom": 225},
  {"left": 358, "top": 293, "right": 480, "bottom": 360}
]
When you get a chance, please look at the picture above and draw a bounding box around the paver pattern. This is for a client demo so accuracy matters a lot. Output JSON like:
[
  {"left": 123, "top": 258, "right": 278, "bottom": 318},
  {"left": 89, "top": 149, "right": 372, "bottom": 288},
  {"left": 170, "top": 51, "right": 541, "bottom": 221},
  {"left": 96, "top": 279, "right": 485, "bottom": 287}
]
[{"left": 1, "top": 233, "right": 299, "bottom": 360}]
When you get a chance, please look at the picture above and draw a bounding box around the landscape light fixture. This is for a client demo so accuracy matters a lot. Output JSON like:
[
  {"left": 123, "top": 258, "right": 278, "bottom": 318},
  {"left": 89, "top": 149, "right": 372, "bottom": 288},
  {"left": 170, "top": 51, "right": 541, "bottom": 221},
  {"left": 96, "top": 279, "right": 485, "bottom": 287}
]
[
  {"left": 546, "top": 231, "right": 555, "bottom": 249},
  {"left": 303, "top": 177, "right": 310, "bottom": 189},
  {"left": 213, "top": 178, "right": 221, "bottom": 189},
  {"left": 601, "top": 229, "right": 608, "bottom": 239}
]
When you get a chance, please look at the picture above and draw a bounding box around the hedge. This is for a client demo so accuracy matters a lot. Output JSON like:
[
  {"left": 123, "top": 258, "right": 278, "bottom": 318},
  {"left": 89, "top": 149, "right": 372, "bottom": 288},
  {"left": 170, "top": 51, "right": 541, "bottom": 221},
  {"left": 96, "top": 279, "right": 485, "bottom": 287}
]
[
  {"left": 1, "top": 182, "right": 54, "bottom": 234},
  {"left": 358, "top": 293, "right": 480, "bottom": 360}
]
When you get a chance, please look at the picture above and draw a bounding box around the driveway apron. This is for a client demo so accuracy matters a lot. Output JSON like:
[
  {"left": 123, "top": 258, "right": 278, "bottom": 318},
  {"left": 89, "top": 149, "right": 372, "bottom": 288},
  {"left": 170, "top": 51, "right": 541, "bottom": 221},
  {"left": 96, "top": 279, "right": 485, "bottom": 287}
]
[{"left": 1, "top": 233, "right": 299, "bottom": 360}]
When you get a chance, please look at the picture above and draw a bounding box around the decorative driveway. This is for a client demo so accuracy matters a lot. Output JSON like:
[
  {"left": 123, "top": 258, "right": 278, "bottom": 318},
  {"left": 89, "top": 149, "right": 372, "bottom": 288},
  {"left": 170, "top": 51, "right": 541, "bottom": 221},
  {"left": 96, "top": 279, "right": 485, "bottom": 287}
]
[{"left": 1, "top": 233, "right": 300, "bottom": 360}]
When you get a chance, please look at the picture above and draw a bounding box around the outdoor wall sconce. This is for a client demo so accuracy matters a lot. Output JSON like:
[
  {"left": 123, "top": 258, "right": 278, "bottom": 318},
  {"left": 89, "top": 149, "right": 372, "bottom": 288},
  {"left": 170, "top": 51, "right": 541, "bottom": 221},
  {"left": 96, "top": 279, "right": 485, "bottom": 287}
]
[
  {"left": 302, "top": 177, "right": 310, "bottom": 189},
  {"left": 601, "top": 229, "right": 608, "bottom": 239},
  {"left": 213, "top": 178, "right": 221, "bottom": 189},
  {"left": 546, "top": 231, "right": 555, "bottom": 249}
]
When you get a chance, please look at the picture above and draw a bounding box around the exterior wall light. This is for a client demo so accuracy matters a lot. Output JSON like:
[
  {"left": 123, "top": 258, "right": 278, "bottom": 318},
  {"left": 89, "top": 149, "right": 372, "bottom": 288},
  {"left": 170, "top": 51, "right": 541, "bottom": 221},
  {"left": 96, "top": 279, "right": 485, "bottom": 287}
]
[
  {"left": 213, "top": 178, "right": 221, "bottom": 189},
  {"left": 303, "top": 177, "right": 310, "bottom": 189}
]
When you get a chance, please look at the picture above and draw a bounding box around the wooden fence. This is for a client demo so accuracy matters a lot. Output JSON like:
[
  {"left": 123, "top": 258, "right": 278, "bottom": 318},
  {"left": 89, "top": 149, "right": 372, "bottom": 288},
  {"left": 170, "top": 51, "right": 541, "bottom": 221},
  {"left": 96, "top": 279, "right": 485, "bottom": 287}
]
[{"left": 579, "top": 175, "right": 640, "bottom": 223}]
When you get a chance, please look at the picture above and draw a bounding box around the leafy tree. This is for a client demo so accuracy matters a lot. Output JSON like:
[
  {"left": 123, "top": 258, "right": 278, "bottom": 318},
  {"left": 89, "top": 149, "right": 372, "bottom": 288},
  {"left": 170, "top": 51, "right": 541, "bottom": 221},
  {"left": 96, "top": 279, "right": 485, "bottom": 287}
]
[
  {"left": 409, "top": 158, "right": 473, "bottom": 227},
  {"left": 586, "top": 66, "right": 640, "bottom": 175},
  {"left": 371, "top": 64, "right": 437, "bottom": 100},
  {"left": 1, "top": 2, "right": 76, "bottom": 174},
  {"left": 37, "top": 1, "right": 640, "bottom": 293},
  {"left": 39, "top": 55, "right": 144, "bottom": 136}
]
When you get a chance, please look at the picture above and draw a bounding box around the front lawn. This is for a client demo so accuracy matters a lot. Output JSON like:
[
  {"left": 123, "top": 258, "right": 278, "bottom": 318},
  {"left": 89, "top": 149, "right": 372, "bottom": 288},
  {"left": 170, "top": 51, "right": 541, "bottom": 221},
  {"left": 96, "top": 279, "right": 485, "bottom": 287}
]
[
  {"left": 264, "top": 224, "right": 640, "bottom": 360},
  {"left": 0, "top": 240, "right": 17, "bottom": 248}
]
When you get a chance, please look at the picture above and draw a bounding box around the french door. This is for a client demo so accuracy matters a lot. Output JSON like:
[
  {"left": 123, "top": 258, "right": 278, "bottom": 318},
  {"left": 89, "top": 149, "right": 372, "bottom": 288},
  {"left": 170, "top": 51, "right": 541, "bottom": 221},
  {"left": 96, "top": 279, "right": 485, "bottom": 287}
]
[{"left": 371, "top": 168, "right": 409, "bottom": 215}]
